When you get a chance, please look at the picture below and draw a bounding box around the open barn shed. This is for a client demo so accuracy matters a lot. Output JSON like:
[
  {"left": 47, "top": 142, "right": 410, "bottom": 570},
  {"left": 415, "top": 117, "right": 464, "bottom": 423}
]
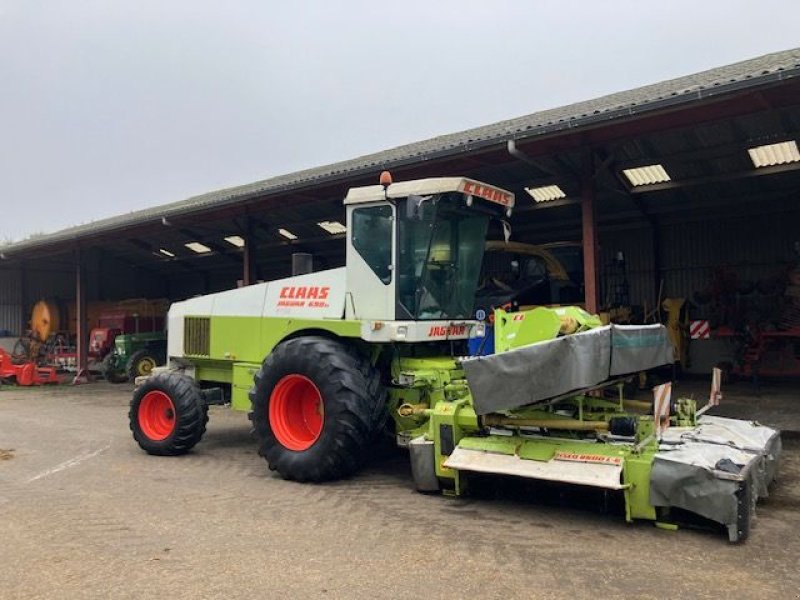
[{"left": 1, "top": 47, "right": 799, "bottom": 382}]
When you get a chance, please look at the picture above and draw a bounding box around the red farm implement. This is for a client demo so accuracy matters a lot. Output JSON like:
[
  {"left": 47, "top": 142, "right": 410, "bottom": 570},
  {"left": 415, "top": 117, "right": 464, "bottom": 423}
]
[{"left": 0, "top": 348, "right": 59, "bottom": 386}]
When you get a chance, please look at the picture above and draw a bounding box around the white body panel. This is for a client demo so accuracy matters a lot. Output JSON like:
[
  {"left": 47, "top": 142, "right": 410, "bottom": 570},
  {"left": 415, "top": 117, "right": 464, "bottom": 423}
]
[
  {"left": 359, "top": 320, "right": 481, "bottom": 343},
  {"left": 167, "top": 268, "right": 347, "bottom": 357},
  {"left": 263, "top": 268, "right": 347, "bottom": 319},
  {"left": 167, "top": 293, "right": 217, "bottom": 357},
  {"left": 661, "top": 415, "right": 778, "bottom": 454},
  {"left": 344, "top": 202, "right": 396, "bottom": 321},
  {"left": 444, "top": 447, "right": 626, "bottom": 490},
  {"left": 215, "top": 282, "right": 270, "bottom": 317}
]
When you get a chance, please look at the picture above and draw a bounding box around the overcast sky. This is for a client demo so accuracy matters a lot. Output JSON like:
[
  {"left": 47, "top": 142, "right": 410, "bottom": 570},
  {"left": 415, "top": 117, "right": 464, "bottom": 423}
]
[{"left": 1, "top": 1, "right": 798, "bottom": 242}]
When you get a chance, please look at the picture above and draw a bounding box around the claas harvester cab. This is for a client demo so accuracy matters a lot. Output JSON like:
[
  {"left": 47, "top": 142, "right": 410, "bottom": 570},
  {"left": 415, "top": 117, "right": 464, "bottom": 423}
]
[{"left": 130, "top": 173, "right": 781, "bottom": 542}]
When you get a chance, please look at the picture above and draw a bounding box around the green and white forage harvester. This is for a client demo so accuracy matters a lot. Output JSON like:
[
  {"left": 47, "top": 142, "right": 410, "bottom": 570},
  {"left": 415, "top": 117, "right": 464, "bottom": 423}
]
[{"left": 130, "top": 173, "right": 781, "bottom": 542}]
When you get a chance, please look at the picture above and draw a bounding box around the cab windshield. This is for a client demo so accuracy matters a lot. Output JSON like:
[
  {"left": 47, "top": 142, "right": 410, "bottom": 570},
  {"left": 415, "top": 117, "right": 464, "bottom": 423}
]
[{"left": 397, "top": 193, "right": 491, "bottom": 320}]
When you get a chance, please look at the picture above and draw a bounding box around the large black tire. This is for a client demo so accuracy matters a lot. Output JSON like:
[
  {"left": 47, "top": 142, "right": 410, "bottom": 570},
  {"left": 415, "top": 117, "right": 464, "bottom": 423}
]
[
  {"left": 249, "top": 336, "right": 386, "bottom": 482},
  {"left": 129, "top": 371, "right": 208, "bottom": 456},
  {"left": 103, "top": 353, "right": 129, "bottom": 383},
  {"left": 127, "top": 349, "right": 159, "bottom": 381}
]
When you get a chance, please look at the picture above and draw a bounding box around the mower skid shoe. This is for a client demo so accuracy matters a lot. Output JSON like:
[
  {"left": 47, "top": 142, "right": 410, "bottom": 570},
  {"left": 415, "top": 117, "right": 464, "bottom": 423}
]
[{"left": 729, "top": 476, "right": 753, "bottom": 543}]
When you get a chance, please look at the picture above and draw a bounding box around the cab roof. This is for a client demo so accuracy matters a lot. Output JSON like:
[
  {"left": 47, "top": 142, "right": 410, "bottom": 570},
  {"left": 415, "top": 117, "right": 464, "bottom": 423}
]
[{"left": 344, "top": 177, "right": 515, "bottom": 210}]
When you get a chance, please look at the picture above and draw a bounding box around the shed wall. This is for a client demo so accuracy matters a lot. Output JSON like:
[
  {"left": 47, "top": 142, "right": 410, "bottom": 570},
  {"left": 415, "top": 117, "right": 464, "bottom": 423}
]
[
  {"left": 95, "top": 254, "right": 168, "bottom": 301},
  {"left": 0, "top": 268, "right": 23, "bottom": 334},
  {"left": 24, "top": 268, "right": 74, "bottom": 306},
  {"left": 600, "top": 208, "right": 800, "bottom": 312}
]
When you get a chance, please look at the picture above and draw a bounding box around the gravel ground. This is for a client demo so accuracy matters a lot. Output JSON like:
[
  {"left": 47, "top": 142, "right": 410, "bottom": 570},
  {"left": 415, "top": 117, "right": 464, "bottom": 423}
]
[{"left": 1, "top": 380, "right": 799, "bottom": 600}]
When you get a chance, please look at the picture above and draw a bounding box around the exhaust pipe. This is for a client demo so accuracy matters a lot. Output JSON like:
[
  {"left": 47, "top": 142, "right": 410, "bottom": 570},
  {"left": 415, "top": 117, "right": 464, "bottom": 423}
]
[{"left": 292, "top": 253, "right": 313, "bottom": 276}]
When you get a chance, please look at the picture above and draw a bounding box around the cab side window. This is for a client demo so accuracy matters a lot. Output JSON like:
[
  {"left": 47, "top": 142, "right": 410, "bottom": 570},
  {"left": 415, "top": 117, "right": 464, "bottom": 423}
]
[{"left": 352, "top": 205, "right": 393, "bottom": 284}]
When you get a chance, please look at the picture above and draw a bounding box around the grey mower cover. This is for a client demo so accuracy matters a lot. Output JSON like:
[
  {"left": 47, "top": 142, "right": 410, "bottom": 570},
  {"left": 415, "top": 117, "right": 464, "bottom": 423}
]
[
  {"left": 463, "top": 323, "right": 673, "bottom": 415},
  {"left": 650, "top": 417, "right": 781, "bottom": 543}
]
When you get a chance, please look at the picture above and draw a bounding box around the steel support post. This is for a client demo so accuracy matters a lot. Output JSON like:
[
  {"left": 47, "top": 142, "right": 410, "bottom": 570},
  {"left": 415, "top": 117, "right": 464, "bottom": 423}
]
[
  {"left": 581, "top": 153, "right": 600, "bottom": 314},
  {"left": 73, "top": 249, "right": 90, "bottom": 384},
  {"left": 651, "top": 216, "right": 663, "bottom": 308},
  {"left": 19, "top": 261, "right": 27, "bottom": 335}
]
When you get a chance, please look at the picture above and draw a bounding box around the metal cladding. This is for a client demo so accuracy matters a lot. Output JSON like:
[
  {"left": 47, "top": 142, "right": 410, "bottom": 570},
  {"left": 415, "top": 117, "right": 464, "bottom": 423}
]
[{"left": 0, "top": 268, "right": 23, "bottom": 335}]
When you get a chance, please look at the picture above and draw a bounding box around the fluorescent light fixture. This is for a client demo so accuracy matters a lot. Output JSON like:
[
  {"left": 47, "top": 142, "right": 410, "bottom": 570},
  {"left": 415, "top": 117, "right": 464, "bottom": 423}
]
[
  {"left": 224, "top": 235, "right": 245, "bottom": 248},
  {"left": 622, "top": 164, "right": 671, "bottom": 187},
  {"left": 185, "top": 242, "right": 212, "bottom": 254},
  {"left": 524, "top": 185, "right": 566, "bottom": 203},
  {"left": 158, "top": 248, "right": 175, "bottom": 258},
  {"left": 278, "top": 228, "right": 298, "bottom": 240},
  {"left": 748, "top": 140, "right": 800, "bottom": 168},
  {"left": 317, "top": 221, "right": 347, "bottom": 235}
]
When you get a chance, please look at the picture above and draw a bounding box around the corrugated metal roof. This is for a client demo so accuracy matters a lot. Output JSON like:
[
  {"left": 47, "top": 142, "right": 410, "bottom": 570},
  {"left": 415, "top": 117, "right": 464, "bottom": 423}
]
[{"left": 2, "top": 46, "right": 799, "bottom": 258}]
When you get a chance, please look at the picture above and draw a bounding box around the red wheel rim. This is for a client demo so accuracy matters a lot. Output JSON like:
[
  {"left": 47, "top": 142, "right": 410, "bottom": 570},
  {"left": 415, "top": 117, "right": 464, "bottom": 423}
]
[
  {"left": 268, "top": 374, "right": 324, "bottom": 451},
  {"left": 138, "top": 390, "right": 176, "bottom": 441}
]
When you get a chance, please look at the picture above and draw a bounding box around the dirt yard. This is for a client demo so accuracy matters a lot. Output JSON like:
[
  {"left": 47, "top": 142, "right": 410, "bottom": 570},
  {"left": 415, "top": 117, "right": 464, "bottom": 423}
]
[{"left": 1, "top": 380, "right": 798, "bottom": 599}]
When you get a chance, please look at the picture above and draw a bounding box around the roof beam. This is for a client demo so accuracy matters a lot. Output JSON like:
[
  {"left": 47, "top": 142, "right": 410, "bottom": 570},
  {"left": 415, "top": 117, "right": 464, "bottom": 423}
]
[
  {"left": 506, "top": 140, "right": 560, "bottom": 179},
  {"left": 125, "top": 238, "right": 196, "bottom": 272},
  {"left": 514, "top": 197, "right": 582, "bottom": 212},
  {"left": 628, "top": 160, "right": 800, "bottom": 194},
  {"left": 641, "top": 187, "right": 799, "bottom": 217},
  {"left": 613, "top": 129, "right": 800, "bottom": 171},
  {"left": 174, "top": 228, "right": 244, "bottom": 265}
]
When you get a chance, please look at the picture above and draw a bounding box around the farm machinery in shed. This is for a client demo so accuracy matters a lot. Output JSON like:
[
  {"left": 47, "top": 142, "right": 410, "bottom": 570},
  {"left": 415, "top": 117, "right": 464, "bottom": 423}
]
[
  {"left": 129, "top": 173, "right": 781, "bottom": 541},
  {"left": 11, "top": 298, "right": 167, "bottom": 382}
]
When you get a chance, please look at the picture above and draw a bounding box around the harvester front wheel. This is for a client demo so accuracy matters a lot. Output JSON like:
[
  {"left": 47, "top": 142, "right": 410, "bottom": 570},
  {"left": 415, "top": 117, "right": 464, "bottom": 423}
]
[
  {"left": 250, "top": 336, "right": 385, "bottom": 482},
  {"left": 129, "top": 371, "right": 208, "bottom": 455}
]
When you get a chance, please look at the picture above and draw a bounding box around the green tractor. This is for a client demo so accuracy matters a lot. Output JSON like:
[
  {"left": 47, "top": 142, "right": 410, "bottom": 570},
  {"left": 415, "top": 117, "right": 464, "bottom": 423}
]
[
  {"left": 128, "top": 173, "right": 781, "bottom": 541},
  {"left": 104, "top": 331, "right": 167, "bottom": 383}
]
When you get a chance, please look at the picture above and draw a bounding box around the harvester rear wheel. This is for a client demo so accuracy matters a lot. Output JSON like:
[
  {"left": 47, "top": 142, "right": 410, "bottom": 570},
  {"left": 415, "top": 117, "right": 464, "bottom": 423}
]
[
  {"left": 129, "top": 371, "right": 208, "bottom": 455},
  {"left": 127, "top": 349, "right": 159, "bottom": 381},
  {"left": 250, "top": 336, "right": 385, "bottom": 482}
]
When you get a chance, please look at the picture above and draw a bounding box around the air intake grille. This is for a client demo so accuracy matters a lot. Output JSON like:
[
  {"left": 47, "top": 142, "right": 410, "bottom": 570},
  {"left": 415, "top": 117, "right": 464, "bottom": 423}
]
[{"left": 184, "top": 317, "right": 211, "bottom": 356}]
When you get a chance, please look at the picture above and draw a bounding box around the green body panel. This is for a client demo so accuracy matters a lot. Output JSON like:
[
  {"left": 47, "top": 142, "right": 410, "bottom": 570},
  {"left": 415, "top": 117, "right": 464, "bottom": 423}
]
[
  {"left": 494, "top": 307, "right": 561, "bottom": 353},
  {"left": 194, "top": 360, "right": 235, "bottom": 385},
  {"left": 430, "top": 399, "right": 475, "bottom": 494},
  {"left": 190, "top": 315, "right": 362, "bottom": 365},
  {"left": 623, "top": 452, "right": 658, "bottom": 521},
  {"left": 231, "top": 362, "right": 261, "bottom": 411},
  {"left": 493, "top": 306, "right": 603, "bottom": 353},
  {"left": 182, "top": 316, "right": 361, "bottom": 412},
  {"left": 459, "top": 435, "right": 519, "bottom": 456}
]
